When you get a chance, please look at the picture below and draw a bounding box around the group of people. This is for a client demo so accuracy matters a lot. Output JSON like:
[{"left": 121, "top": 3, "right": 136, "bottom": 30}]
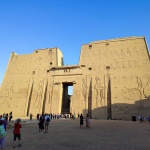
[
  {"left": 0, "top": 112, "right": 91, "bottom": 149},
  {"left": 139, "top": 115, "right": 150, "bottom": 123},
  {"left": 36, "top": 113, "right": 72, "bottom": 120},
  {"left": 38, "top": 113, "right": 51, "bottom": 134},
  {"left": 0, "top": 112, "right": 13, "bottom": 122},
  {"left": 80, "top": 114, "right": 90, "bottom": 128},
  {"left": 0, "top": 112, "right": 21, "bottom": 149}
]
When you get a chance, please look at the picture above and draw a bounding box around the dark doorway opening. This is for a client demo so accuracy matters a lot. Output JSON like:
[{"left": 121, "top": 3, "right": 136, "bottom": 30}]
[{"left": 62, "top": 82, "right": 73, "bottom": 114}]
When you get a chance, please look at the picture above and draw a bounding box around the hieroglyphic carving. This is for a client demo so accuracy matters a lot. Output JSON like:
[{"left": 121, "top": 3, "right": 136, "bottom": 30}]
[
  {"left": 104, "top": 46, "right": 146, "bottom": 61},
  {"left": 94, "top": 77, "right": 103, "bottom": 107},
  {"left": 126, "top": 47, "right": 133, "bottom": 56},
  {"left": 128, "top": 60, "right": 133, "bottom": 70}
]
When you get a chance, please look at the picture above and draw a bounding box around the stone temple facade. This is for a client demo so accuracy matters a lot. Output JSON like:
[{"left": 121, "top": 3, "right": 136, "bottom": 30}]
[{"left": 0, "top": 36, "right": 150, "bottom": 120}]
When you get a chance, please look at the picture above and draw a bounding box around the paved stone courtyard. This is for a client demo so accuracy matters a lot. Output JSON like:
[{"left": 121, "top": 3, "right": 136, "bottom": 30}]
[{"left": 4, "top": 118, "right": 150, "bottom": 150}]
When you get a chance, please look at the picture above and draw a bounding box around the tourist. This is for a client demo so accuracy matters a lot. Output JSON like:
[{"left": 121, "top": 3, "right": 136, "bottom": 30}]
[
  {"left": 2, "top": 118, "right": 7, "bottom": 131},
  {"left": 0, "top": 119, "right": 6, "bottom": 150},
  {"left": 147, "top": 116, "right": 150, "bottom": 123},
  {"left": 85, "top": 114, "right": 90, "bottom": 128},
  {"left": 139, "top": 116, "right": 143, "bottom": 123},
  {"left": 13, "top": 118, "right": 22, "bottom": 148},
  {"left": 5, "top": 114, "right": 8, "bottom": 123},
  {"left": 30, "top": 113, "right": 33, "bottom": 120},
  {"left": 80, "top": 114, "right": 84, "bottom": 128},
  {"left": 38, "top": 114, "right": 44, "bottom": 134},
  {"left": 9, "top": 112, "right": 13, "bottom": 122},
  {"left": 36, "top": 114, "right": 40, "bottom": 120},
  {"left": 78, "top": 113, "right": 80, "bottom": 118},
  {"left": 44, "top": 114, "right": 51, "bottom": 133}
]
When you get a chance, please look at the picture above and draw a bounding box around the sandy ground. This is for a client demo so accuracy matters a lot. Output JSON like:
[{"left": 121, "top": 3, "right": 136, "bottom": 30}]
[{"left": 3, "top": 118, "right": 150, "bottom": 150}]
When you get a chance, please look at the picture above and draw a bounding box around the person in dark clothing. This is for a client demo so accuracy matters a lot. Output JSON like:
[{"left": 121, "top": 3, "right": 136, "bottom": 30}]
[
  {"left": 30, "top": 113, "right": 33, "bottom": 120},
  {"left": 80, "top": 114, "right": 84, "bottom": 128},
  {"left": 38, "top": 114, "right": 44, "bottom": 134},
  {"left": 36, "top": 114, "right": 39, "bottom": 120},
  {"left": 9, "top": 112, "right": 13, "bottom": 122}
]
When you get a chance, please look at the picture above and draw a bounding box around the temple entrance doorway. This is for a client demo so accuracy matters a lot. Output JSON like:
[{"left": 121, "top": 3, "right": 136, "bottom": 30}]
[{"left": 61, "top": 82, "right": 73, "bottom": 114}]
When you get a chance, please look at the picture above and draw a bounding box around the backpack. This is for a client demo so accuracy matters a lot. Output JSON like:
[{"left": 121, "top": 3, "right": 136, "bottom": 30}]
[{"left": 46, "top": 117, "right": 50, "bottom": 122}]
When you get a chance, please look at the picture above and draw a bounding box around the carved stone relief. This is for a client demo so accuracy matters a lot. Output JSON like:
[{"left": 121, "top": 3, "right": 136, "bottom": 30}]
[
  {"left": 47, "top": 81, "right": 53, "bottom": 104},
  {"left": 34, "top": 80, "right": 44, "bottom": 108},
  {"left": 126, "top": 47, "right": 133, "bottom": 56},
  {"left": 109, "top": 59, "right": 144, "bottom": 71},
  {"left": 94, "top": 77, "right": 104, "bottom": 107},
  {"left": 100, "top": 46, "right": 147, "bottom": 61},
  {"left": 0, "top": 85, "right": 10, "bottom": 107}
]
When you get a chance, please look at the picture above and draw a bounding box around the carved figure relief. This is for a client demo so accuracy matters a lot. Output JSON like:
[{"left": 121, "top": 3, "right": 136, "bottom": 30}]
[
  {"left": 133, "top": 60, "right": 140, "bottom": 70},
  {"left": 128, "top": 60, "right": 133, "bottom": 70},
  {"left": 94, "top": 77, "right": 103, "bottom": 107},
  {"left": 0, "top": 86, "right": 9, "bottom": 107},
  {"left": 136, "top": 76, "right": 148, "bottom": 99},
  {"left": 101, "top": 47, "right": 143, "bottom": 60},
  {"left": 110, "top": 60, "right": 141, "bottom": 71},
  {"left": 34, "top": 80, "right": 44, "bottom": 108},
  {"left": 48, "top": 81, "right": 53, "bottom": 104},
  {"left": 144, "top": 77, "right": 150, "bottom": 97}
]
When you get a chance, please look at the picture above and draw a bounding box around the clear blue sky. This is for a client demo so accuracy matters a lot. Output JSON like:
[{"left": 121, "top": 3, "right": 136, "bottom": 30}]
[{"left": 0, "top": 0, "right": 150, "bottom": 87}]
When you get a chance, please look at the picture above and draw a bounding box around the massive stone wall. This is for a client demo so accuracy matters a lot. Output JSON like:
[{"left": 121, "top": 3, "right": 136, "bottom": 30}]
[{"left": 0, "top": 36, "right": 149, "bottom": 120}]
